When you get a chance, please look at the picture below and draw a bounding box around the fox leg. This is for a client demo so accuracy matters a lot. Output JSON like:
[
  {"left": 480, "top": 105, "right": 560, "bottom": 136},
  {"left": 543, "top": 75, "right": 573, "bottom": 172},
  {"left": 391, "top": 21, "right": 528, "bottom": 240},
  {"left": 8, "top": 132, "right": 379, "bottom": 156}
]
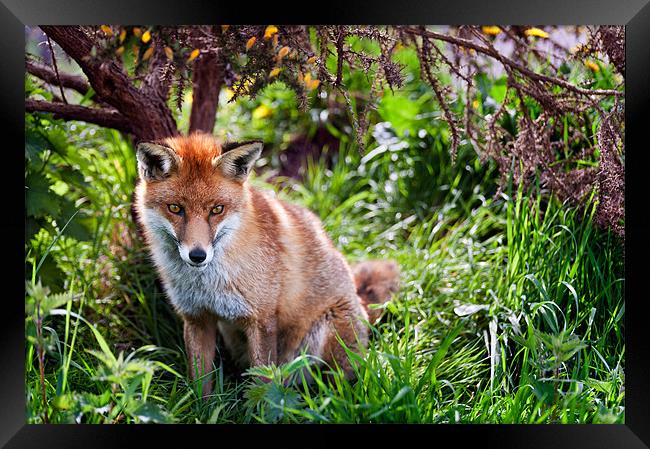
[
  {"left": 244, "top": 317, "right": 278, "bottom": 367},
  {"left": 294, "top": 297, "right": 369, "bottom": 381},
  {"left": 183, "top": 314, "right": 217, "bottom": 398}
]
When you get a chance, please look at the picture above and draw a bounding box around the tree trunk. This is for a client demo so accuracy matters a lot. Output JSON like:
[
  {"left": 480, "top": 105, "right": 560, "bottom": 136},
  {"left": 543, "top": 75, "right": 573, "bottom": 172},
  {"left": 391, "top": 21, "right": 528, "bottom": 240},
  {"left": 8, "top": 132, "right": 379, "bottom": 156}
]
[{"left": 188, "top": 52, "right": 224, "bottom": 134}]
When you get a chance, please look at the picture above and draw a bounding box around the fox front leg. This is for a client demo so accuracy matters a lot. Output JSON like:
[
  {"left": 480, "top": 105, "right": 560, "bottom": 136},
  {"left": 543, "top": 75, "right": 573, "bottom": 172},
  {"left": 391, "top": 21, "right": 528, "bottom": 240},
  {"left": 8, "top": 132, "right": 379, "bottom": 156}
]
[
  {"left": 183, "top": 314, "right": 217, "bottom": 398},
  {"left": 245, "top": 318, "right": 278, "bottom": 367}
]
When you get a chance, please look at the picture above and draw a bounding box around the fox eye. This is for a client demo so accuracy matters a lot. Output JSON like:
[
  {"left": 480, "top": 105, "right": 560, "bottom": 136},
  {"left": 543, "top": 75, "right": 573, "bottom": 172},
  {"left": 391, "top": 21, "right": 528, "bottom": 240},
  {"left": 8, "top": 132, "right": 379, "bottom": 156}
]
[
  {"left": 168, "top": 204, "right": 182, "bottom": 214},
  {"left": 211, "top": 205, "right": 224, "bottom": 215}
]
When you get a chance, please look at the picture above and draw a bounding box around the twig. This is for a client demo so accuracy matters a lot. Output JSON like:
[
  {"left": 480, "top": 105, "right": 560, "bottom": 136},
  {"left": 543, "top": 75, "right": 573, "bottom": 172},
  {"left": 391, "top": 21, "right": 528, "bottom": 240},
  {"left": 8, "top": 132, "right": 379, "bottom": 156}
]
[{"left": 46, "top": 36, "right": 67, "bottom": 104}]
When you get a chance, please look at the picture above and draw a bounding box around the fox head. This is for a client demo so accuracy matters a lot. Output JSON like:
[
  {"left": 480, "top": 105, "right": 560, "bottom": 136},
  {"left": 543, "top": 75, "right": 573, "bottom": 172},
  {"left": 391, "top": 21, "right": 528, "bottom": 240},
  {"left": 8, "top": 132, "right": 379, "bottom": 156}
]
[{"left": 135, "top": 133, "right": 262, "bottom": 269}]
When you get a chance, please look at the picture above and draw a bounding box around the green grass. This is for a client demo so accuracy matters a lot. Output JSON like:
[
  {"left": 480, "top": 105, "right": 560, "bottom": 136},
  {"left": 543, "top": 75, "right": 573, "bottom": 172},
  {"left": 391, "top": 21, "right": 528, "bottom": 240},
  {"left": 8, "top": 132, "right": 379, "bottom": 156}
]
[{"left": 25, "top": 124, "right": 624, "bottom": 424}]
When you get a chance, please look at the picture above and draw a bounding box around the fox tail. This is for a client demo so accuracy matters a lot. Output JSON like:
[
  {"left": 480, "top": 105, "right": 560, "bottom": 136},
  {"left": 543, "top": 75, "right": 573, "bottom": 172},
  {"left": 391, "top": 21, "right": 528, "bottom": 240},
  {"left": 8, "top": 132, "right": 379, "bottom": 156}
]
[{"left": 352, "top": 260, "right": 400, "bottom": 324}]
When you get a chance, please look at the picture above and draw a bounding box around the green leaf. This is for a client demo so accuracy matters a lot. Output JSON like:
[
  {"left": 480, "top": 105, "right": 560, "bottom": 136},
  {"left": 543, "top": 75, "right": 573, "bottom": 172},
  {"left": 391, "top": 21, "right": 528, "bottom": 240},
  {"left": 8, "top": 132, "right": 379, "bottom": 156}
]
[
  {"left": 59, "top": 198, "right": 94, "bottom": 241},
  {"left": 489, "top": 78, "right": 508, "bottom": 104},
  {"left": 378, "top": 93, "right": 420, "bottom": 136},
  {"left": 26, "top": 173, "right": 61, "bottom": 218},
  {"left": 25, "top": 129, "right": 50, "bottom": 162},
  {"left": 132, "top": 402, "right": 173, "bottom": 424},
  {"left": 41, "top": 292, "right": 74, "bottom": 316},
  {"left": 34, "top": 258, "right": 65, "bottom": 293}
]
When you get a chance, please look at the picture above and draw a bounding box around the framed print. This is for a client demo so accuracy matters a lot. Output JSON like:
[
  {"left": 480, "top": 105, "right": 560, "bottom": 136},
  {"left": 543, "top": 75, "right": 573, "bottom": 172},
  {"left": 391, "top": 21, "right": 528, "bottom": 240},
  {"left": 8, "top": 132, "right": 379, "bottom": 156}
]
[{"left": 5, "top": 0, "right": 650, "bottom": 447}]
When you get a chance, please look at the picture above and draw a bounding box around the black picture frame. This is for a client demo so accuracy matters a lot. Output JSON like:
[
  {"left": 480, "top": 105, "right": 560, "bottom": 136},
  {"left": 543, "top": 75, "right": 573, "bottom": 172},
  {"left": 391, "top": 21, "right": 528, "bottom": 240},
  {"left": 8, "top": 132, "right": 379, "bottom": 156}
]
[{"left": 6, "top": 1, "right": 649, "bottom": 447}]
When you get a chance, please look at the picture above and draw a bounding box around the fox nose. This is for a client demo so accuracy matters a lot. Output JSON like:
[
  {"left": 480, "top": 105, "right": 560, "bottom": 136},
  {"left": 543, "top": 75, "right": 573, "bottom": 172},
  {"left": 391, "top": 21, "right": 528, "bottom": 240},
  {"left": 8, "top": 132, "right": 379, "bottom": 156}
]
[{"left": 189, "top": 248, "right": 207, "bottom": 264}]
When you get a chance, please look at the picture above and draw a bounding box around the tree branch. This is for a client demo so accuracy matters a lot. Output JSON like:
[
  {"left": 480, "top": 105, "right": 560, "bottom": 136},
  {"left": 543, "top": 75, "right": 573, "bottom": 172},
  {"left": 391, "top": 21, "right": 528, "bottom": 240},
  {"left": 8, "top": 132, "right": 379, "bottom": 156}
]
[
  {"left": 26, "top": 60, "right": 91, "bottom": 97},
  {"left": 402, "top": 26, "right": 623, "bottom": 98},
  {"left": 26, "top": 99, "right": 132, "bottom": 133},
  {"left": 142, "top": 32, "right": 174, "bottom": 102},
  {"left": 39, "top": 26, "right": 178, "bottom": 141}
]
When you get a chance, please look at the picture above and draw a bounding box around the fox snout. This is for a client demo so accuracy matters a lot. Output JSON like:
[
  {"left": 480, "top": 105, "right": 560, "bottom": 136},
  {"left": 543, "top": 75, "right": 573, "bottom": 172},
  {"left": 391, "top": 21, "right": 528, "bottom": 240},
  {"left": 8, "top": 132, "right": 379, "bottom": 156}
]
[
  {"left": 179, "top": 243, "right": 214, "bottom": 268},
  {"left": 189, "top": 248, "right": 207, "bottom": 263}
]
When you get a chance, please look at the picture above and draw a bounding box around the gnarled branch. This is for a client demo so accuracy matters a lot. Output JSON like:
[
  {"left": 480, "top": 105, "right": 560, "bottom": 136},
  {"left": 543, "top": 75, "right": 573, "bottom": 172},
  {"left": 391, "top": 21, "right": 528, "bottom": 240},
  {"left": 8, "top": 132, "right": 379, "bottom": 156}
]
[
  {"left": 26, "top": 99, "right": 132, "bottom": 133},
  {"left": 39, "top": 26, "right": 178, "bottom": 141},
  {"left": 26, "top": 60, "right": 91, "bottom": 97}
]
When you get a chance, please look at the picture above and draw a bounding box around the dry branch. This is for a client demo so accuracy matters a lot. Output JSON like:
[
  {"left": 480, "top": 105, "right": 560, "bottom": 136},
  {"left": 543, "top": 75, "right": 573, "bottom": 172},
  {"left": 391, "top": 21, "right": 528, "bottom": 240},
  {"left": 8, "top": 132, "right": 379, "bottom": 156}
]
[{"left": 401, "top": 26, "right": 623, "bottom": 98}]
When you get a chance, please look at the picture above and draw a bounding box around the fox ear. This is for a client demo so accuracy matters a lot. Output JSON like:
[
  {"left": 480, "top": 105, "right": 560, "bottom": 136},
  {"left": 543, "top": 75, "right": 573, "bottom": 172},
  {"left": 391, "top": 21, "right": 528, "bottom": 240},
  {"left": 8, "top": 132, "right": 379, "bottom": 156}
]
[
  {"left": 214, "top": 141, "right": 263, "bottom": 182},
  {"left": 136, "top": 142, "right": 180, "bottom": 181}
]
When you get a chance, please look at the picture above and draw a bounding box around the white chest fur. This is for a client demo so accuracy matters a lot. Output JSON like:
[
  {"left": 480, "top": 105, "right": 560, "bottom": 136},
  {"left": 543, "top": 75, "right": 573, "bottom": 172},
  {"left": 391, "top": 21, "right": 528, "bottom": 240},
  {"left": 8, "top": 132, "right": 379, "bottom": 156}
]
[{"left": 162, "top": 256, "right": 251, "bottom": 320}]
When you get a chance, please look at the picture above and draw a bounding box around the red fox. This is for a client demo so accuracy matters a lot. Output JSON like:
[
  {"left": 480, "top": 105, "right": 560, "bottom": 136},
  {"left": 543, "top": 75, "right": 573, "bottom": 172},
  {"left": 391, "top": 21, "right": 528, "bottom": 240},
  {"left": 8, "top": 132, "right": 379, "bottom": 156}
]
[{"left": 133, "top": 133, "right": 399, "bottom": 396}]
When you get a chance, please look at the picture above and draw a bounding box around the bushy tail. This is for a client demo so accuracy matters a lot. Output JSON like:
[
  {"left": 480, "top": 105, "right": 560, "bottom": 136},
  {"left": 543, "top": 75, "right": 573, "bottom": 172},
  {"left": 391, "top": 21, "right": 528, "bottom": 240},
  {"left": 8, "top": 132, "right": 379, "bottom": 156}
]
[{"left": 352, "top": 260, "right": 400, "bottom": 324}]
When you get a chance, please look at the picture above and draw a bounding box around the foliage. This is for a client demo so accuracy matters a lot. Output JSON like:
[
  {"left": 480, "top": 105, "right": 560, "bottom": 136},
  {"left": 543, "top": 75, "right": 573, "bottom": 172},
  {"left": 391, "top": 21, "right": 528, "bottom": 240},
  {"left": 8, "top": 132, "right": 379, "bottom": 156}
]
[
  {"left": 24, "top": 119, "right": 623, "bottom": 425},
  {"left": 25, "top": 25, "right": 624, "bottom": 425}
]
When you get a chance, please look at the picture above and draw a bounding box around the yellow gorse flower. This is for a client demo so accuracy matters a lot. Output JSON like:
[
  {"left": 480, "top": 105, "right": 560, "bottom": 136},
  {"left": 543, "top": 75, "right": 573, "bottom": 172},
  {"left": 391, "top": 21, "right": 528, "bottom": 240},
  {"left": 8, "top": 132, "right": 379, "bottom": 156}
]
[
  {"left": 142, "top": 46, "right": 154, "bottom": 61},
  {"left": 524, "top": 27, "right": 549, "bottom": 39},
  {"left": 303, "top": 73, "right": 320, "bottom": 90},
  {"left": 246, "top": 36, "right": 257, "bottom": 50},
  {"left": 187, "top": 49, "right": 200, "bottom": 62},
  {"left": 264, "top": 25, "right": 278, "bottom": 40},
  {"left": 269, "top": 67, "right": 281, "bottom": 77},
  {"left": 482, "top": 26, "right": 501, "bottom": 36},
  {"left": 115, "top": 46, "right": 125, "bottom": 56},
  {"left": 132, "top": 27, "right": 142, "bottom": 38},
  {"left": 100, "top": 25, "right": 113, "bottom": 36},
  {"left": 252, "top": 104, "right": 273, "bottom": 119},
  {"left": 278, "top": 46, "right": 290, "bottom": 59},
  {"left": 585, "top": 60, "right": 600, "bottom": 72},
  {"left": 119, "top": 29, "right": 127, "bottom": 43},
  {"left": 221, "top": 25, "right": 230, "bottom": 32},
  {"left": 307, "top": 56, "right": 317, "bottom": 65},
  {"left": 142, "top": 30, "right": 151, "bottom": 44}
]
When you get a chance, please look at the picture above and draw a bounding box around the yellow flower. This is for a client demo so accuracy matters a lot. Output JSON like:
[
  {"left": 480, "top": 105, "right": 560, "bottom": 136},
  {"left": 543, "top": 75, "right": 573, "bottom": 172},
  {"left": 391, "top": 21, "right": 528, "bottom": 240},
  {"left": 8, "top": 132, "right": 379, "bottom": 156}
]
[
  {"left": 142, "top": 46, "right": 154, "bottom": 61},
  {"left": 164, "top": 46, "right": 173, "bottom": 60},
  {"left": 264, "top": 25, "right": 278, "bottom": 40},
  {"left": 132, "top": 27, "right": 142, "bottom": 37},
  {"left": 224, "top": 88, "right": 235, "bottom": 101},
  {"left": 246, "top": 36, "right": 257, "bottom": 50},
  {"left": 252, "top": 104, "right": 273, "bottom": 119},
  {"left": 115, "top": 46, "right": 125, "bottom": 56},
  {"left": 142, "top": 30, "right": 151, "bottom": 44},
  {"left": 278, "top": 46, "right": 290, "bottom": 59},
  {"left": 304, "top": 72, "right": 320, "bottom": 90},
  {"left": 100, "top": 25, "right": 113, "bottom": 36},
  {"left": 187, "top": 49, "right": 200, "bottom": 62},
  {"left": 482, "top": 26, "right": 501, "bottom": 36},
  {"left": 119, "top": 29, "right": 127, "bottom": 43},
  {"left": 585, "top": 60, "right": 600, "bottom": 72},
  {"left": 221, "top": 25, "right": 230, "bottom": 32},
  {"left": 524, "top": 27, "right": 549, "bottom": 38},
  {"left": 269, "top": 67, "right": 281, "bottom": 77},
  {"left": 472, "top": 99, "right": 480, "bottom": 109},
  {"left": 306, "top": 79, "right": 320, "bottom": 90},
  {"left": 307, "top": 56, "right": 317, "bottom": 64}
]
